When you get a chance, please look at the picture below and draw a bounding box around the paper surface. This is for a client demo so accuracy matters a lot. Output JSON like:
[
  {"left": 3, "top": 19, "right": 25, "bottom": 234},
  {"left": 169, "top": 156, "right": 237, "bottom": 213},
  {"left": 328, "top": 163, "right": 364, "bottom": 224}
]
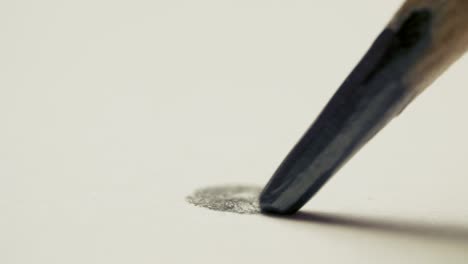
[{"left": 2, "top": 0, "right": 468, "bottom": 263}]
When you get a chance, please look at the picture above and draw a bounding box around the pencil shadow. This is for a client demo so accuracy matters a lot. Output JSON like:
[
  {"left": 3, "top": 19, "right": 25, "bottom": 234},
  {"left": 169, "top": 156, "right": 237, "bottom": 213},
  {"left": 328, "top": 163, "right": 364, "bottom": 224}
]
[{"left": 268, "top": 210, "right": 468, "bottom": 243}]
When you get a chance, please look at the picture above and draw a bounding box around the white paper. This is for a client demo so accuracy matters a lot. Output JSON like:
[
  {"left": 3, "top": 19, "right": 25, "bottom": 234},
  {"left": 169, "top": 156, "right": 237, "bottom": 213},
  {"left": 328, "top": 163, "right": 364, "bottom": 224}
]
[{"left": 2, "top": 0, "right": 468, "bottom": 263}]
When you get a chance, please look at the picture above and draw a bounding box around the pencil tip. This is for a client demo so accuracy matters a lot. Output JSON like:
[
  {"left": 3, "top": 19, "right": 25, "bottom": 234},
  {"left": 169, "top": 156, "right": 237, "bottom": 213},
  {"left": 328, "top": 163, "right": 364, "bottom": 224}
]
[{"left": 259, "top": 192, "right": 297, "bottom": 215}]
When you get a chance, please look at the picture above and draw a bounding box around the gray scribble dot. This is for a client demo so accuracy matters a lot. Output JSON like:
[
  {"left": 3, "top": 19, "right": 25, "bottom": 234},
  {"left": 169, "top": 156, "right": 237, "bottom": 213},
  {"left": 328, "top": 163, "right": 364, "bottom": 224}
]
[{"left": 186, "top": 185, "right": 262, "bottom": 214}]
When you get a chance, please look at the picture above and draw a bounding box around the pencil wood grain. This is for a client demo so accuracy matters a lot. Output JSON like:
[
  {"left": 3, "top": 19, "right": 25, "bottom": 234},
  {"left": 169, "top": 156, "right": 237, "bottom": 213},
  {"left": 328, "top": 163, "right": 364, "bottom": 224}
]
[{"left": 391, "top": 0, "right": 468, "bottom": 97}]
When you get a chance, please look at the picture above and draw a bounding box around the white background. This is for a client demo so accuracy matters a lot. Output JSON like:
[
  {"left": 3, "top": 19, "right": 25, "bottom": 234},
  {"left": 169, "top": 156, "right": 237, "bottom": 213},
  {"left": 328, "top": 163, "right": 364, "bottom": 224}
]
[{"left": 2, "top": 0, "right": 468, "bottom": 263}]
